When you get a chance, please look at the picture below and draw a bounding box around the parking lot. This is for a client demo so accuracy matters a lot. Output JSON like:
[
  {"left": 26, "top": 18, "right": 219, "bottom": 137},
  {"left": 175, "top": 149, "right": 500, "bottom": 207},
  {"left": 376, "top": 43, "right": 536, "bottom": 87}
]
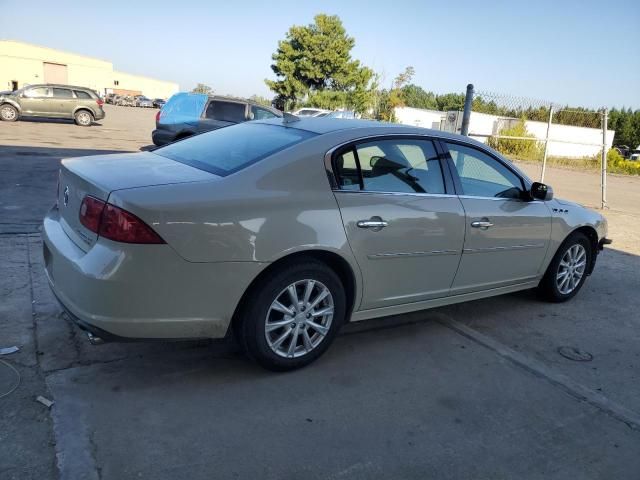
[{"left": 1, "top": 105, "right": 640, "bottom": 479}]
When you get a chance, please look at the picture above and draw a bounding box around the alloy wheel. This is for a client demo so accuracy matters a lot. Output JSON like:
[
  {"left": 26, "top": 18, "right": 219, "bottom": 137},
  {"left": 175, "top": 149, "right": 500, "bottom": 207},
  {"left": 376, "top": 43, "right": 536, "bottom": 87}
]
[
  {"left": 265, "top": 279, "right": 334, "bottom": 358},
  {"left": 77, "top": 112, "right": 91, "bottom": 125},
  {"left": 1, "top": 106, "right": 16, "bottom": 120},
  {"left": 556, "top": 244, "right": 587, "bottom": 295}
]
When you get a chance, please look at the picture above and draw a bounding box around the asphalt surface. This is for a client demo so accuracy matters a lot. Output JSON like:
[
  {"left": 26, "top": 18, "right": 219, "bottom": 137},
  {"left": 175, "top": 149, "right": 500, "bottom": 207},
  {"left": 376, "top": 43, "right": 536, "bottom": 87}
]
[{"left": 1, "top": 106, "right": 639, "bottom": 479}]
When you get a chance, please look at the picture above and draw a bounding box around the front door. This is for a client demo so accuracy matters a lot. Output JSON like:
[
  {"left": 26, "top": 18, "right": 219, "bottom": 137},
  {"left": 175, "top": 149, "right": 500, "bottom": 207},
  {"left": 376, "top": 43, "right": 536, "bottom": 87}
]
[
  {"left": 19, "top": 86, "right": 50, "bottom": 115},
  {"left": 332, "top": 137, "right": 465, "bottom": 310},
  {"left": 442, "top": 141, "right": 552, "bottom": 294}
]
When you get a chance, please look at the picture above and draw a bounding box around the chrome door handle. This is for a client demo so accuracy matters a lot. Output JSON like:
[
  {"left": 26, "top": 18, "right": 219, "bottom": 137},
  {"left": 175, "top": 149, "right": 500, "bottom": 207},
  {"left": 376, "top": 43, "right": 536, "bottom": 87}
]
[
  {"left": 471, "top": 221, "right": 494, "bottom": 229},
  {"left": 357, "top": 220, "right": 388, "bottom": 229}
]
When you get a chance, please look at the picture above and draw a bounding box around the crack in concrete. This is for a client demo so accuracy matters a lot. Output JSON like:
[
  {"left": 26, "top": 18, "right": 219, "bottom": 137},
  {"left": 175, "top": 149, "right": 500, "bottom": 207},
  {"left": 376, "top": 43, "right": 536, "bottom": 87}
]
[{"left": 439, "top": 316, "right": 640, "bottom": 431}]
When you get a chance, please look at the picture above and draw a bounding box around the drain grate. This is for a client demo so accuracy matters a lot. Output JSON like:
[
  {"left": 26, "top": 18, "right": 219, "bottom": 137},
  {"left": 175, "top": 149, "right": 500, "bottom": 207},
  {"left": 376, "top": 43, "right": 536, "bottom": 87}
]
[{"left": 557, "top": 346, "right": 593, "bottom": 362}]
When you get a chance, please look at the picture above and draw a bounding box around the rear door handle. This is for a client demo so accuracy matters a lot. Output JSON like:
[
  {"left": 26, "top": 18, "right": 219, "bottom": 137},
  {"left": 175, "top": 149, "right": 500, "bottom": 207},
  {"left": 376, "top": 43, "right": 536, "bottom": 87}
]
[
  {"left": 357, "top": 219, "right": 388, "bottom": 229},
  {"left": 471, "top": 220, "right": 494, "bottom": 229}
]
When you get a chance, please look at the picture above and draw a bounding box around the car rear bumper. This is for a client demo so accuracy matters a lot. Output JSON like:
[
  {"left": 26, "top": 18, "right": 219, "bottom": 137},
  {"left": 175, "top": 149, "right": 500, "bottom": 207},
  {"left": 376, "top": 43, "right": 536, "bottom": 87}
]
[
  {"left": 151, "top": 128, "right": 175, "bottom": 146},
  {"left": 42, "top": 206, "right": 265, "bottom": 340}
]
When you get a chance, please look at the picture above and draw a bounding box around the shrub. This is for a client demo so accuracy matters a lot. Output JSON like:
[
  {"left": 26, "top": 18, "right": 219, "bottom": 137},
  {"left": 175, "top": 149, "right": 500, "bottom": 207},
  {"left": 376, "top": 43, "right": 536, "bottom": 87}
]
[
  {"left": 487, "top": 119, "right": 543, "bottom": 161},
  {"left": 607, "top": 148, "right": 640, "bottom": 175}
]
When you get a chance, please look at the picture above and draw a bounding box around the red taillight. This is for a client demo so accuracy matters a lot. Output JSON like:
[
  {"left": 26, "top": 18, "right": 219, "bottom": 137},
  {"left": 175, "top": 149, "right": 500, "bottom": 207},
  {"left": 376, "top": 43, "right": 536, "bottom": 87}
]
[
  {"left": 78, "top": 196, "right": 164, "bottom": 244},
  {"left": 155, "top": 110, "right": 161, "bottom": 123},
  {"left": 96, "top": 98, "right": 104, "bottom": 107},
  {"left": 79, "top": 196, "right": 106, "bottom": 233},
  {"left": 99, "top": 203, "right": 165, "bottom": 244}
]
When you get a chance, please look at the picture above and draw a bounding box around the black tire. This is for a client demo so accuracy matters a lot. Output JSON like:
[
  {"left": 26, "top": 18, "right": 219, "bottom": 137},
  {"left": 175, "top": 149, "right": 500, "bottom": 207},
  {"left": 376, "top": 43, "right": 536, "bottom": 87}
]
[
  {"left": 238, "top": 260, "right": 346, "bottom": 371},
  {"left": 0, "top": 104, "right": 18, "bottom": 122},
  {"left": 538, "top": 231, "right": 591, "bottom": 302},
  {"left": 74, "top": 110, "right": 93, "bottom": 127}
]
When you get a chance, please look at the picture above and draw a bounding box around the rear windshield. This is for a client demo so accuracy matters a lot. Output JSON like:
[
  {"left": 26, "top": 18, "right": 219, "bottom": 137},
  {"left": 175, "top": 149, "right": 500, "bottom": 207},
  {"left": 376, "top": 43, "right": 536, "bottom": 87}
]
[
  {"left": 154, "top": 123, "right": 316, "bottom": 176},
  {"left": 160, "top": 93, "right": 207, "bottom": 124}
]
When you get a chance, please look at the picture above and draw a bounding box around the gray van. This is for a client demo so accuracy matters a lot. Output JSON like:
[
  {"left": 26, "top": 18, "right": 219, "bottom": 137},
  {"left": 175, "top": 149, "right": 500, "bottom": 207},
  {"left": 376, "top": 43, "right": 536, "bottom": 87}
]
[{"left": 152, "top": 93, "right": 282, "bottom": 146}]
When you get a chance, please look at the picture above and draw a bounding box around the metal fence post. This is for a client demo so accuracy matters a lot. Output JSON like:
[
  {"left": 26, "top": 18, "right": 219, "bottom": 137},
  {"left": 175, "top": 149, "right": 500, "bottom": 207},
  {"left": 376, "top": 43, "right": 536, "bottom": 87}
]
[
  {"left": 540, "top": 106, "right": 553, "bottom": 183},
  {"left": 461, "top": 84, "right": 474, "bottom": 136},
  {"left": 601, "top": 108, "right": 608, "bottom": 209}
]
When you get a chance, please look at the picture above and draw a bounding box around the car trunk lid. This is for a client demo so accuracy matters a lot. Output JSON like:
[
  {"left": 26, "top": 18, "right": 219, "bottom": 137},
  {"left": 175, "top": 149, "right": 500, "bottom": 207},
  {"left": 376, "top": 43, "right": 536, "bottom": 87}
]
[{"left": 57, "top": 151, "right": 215, "bottom": 251}]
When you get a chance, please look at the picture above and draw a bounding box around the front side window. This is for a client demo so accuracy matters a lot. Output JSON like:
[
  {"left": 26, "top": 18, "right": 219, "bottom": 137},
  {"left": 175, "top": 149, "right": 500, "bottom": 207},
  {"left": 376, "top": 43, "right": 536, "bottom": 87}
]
[
  {"left": 445, "top": 142, "right": 523, "bottom": 199},
  {"left": 52, "top": 88, "right": 74, "bottom": 98},
  {"left": 24, "top": 87, "right": 49, "bottom": 98},
  {"left": 334, "top": 138, "right": 446, "bottom": 194},
  {"left": 154, "top": 123, "right": 315, "bottom": 176},
  {"left": 205, "top": 101, "right": 246, "bottom": 122},
  {"left": 251, "top": 105, "right": 277, "bottom": 120}
]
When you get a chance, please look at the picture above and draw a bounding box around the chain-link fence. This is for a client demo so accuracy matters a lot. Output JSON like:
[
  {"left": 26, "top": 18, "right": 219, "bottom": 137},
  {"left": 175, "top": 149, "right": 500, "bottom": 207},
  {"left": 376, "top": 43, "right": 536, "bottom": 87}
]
[{"left": 456, "top": 86, "right": 611, "bottom": 209}]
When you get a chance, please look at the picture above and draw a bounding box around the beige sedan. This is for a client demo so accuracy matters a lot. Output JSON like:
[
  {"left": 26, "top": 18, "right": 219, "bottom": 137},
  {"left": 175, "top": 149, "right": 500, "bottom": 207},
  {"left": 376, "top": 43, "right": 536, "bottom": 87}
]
[{"left": 43, "top": 117, "right": 610, "bottom": 370}]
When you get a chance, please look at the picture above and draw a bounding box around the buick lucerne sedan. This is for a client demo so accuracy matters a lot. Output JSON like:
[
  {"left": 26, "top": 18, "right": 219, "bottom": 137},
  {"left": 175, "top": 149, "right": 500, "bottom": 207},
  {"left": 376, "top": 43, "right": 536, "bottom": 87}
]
[{"left": 43, "top": 117, "right": 610, "bottom": 370}]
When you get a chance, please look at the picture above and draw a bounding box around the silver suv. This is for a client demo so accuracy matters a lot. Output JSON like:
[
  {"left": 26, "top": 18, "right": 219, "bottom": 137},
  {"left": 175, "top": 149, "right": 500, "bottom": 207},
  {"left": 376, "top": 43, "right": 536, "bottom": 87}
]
[{"left": 0, "top": 84, "right": 105, "bottom": 126}]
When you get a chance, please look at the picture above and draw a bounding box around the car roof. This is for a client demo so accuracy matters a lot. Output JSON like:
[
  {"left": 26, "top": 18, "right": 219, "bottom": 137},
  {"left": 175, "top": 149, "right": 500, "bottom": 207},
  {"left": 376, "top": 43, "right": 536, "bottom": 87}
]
[
  {"left": 254, "top": 116, "right": 483, "bottom": 144},
  {"left": 26, "top": 83, "right": 95, "bottom": 91}
]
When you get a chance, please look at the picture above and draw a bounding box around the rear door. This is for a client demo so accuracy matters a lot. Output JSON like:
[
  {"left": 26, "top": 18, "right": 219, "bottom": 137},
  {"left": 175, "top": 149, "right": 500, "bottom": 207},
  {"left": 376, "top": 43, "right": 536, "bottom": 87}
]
[
  {"left": 198, "top": 100, "right": 248, "bottom": 133},
  {"left": 51, "top": 87, "right": 76, "bottom": 117},
  {"left": 332, "top": 136, "right": 465, "bottom": 311},
  {"left": 442, "top": 141, "right": 552, "bottom": 294}
]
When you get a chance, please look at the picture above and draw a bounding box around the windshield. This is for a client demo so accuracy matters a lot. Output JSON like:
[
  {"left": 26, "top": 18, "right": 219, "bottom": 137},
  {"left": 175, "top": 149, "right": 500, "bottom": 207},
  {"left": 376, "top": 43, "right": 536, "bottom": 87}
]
[{"left": 154, "top": 123, "right": 316, "bottom": 176}]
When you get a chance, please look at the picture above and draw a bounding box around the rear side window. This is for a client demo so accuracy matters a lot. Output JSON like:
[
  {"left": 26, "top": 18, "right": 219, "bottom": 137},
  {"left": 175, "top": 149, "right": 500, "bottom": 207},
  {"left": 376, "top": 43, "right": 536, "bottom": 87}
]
[
  {"left": 251, "top": 105, "right": 278, "bottom": 120},
  {"left": 205, "top": 101, "right": 246, "bottom": 122},
  {"left": 161, "top": 93, "right": 208, "bottom": 124},
  {"left": 154, "top": 123, "right": 316, "bottom": 176},
  {"left": 73, "top": 90, "right": 91, "bottom": 99},
  {"left": 52, "top": 88, "right": 74, "bottom": 98},
  {"left": 334, "top": 138, "right": 446, "bottom": 194}
]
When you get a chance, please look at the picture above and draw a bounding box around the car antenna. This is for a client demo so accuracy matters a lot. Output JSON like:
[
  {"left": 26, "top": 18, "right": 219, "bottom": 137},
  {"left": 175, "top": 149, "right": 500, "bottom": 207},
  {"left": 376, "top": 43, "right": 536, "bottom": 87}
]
[{"left": 282, "top": 112, "right": 300, "bottom": 125}]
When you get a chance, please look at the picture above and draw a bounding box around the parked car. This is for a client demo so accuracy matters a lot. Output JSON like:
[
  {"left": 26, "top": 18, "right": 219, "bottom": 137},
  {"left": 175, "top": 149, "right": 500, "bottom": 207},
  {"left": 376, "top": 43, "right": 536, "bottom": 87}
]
[
  {"left": 116, "top": 95, "right": 135, "bottom": 107},
  {"left": 44, "top": 118, "right": 610, "bottom": 370},
  {"left": 105, "top": 93, "right": 117, "bottom": 104},
  {"left": 0, "top": 83, "right": 105, "bottom": 126},
  {"left": 135, "top": 96, "right": 153, "bottom": 108},
  {"left": 151, "top": 93, "right": 282, "bottom": 146},
  {"left": 152, "top": 98, "right": 166, "bottom": 109},
  {"left": 292, "top": 107, "right": 330, "bottom": 117},
  {"left": 327, "top": 110, "right": 357, "bottom": 119},
  {"left": 630, "top": 146, "right": 640, "bottom": 161}
]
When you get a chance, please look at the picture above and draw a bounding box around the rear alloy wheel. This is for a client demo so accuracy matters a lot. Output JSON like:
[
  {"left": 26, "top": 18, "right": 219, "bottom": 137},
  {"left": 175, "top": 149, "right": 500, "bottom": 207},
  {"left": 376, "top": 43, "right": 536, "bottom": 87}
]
[
  {"left": 0, "top": 104, "right": 18, "bottom": 121},
  {"left": 239, "top": 261, "right": 346, "bottom": 371},
  {"left": 74, "top": 110, "right": 93, "bottom": 126},
  {"left": 538, "top": 232, "right": 591, "bottom": 302}
]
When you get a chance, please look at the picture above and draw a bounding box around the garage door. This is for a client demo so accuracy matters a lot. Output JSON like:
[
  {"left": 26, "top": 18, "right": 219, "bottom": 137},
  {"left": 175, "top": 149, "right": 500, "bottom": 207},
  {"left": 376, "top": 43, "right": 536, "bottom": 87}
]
[{"left": 43, "top": 62, "right": 68, "bottom": 84}]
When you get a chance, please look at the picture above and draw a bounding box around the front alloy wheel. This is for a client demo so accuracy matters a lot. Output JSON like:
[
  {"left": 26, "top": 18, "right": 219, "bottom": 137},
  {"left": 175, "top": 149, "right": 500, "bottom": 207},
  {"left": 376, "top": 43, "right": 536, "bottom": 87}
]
[
  {"left": 538, "top": 231, "right": 591, "bottom": 302},
  {"left": 0, "top": 104, "right": 18, "bottom": 121},
  {"left": 556, "top": 244, "right": 587, "bottom": 295},
  {"left": 239, "top": 260, "right": 346, "bottom": 371}
]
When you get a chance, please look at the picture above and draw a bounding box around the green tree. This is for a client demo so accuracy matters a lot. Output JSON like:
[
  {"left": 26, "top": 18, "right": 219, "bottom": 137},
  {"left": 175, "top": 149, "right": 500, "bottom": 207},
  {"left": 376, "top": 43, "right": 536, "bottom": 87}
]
[
  {"left": 265, "top": 14, "right": 375, "bottom": 112},
  {"left": 191, "top": 83, "right": 213, "bottom": 95},
  {"left": 401, "top": 84, "right": 437, "bottom": 110},
  {"left": 249, "top": 94, "right": 272, "bottom": 107}
]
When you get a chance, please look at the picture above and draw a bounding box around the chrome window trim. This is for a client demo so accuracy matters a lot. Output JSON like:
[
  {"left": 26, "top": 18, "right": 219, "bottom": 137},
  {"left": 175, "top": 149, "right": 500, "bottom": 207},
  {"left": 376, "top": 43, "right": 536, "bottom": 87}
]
[
  {"left": 324, "top": 133, "right": 452, "bottom": 195},
  {"left": 324, "top": 132, "right": 533, "bottom": 194},
  {"left": 332, "top": 190, "right": 458, "bottom": 199}
]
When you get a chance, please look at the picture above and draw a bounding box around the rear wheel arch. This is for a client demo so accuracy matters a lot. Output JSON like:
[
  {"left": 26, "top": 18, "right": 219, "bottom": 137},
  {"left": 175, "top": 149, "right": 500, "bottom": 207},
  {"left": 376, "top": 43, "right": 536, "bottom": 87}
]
[{"left": 229, "top": 250, "right": 358, "bottom": 336}]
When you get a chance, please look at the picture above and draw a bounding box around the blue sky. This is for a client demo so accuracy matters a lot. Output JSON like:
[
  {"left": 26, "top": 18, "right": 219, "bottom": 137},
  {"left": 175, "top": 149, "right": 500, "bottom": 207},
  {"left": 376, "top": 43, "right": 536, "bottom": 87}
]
[{"left": 2, "top": 0, "right": 639, "bottom": 108}]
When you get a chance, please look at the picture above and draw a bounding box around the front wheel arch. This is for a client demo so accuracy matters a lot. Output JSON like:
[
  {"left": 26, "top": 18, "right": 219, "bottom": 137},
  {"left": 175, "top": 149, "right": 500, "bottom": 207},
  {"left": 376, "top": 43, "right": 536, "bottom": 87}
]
[{"left": 569, "top": 226, "right": 599, "bottom": 275}]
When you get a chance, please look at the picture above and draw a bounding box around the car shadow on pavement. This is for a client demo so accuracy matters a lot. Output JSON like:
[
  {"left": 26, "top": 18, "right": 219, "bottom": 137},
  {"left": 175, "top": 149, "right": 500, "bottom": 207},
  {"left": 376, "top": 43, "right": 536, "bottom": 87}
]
[
  {"left": 0, "top": 145, "right": 130, "bottom": 234},
  {"left": 17, "top": 117, "right": 103, "bottom": 127}
]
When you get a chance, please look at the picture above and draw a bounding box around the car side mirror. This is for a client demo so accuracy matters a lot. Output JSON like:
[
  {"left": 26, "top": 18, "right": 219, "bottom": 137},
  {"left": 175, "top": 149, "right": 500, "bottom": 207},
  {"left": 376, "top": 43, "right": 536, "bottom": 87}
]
[{"left": 530, "top": 182, "right": 553, "bottom": 201}]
